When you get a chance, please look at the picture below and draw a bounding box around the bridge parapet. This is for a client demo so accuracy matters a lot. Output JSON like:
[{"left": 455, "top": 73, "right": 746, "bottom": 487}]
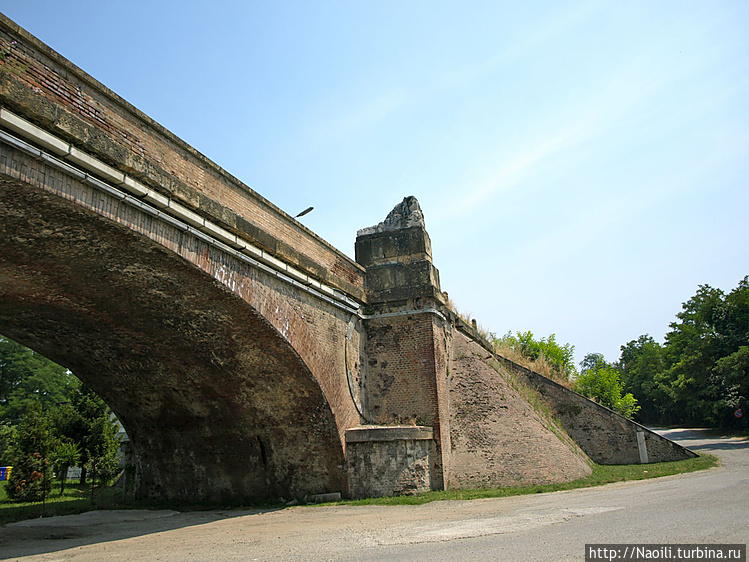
[{"left": 0, "top": 14, "right": 364, "bottom": 301}]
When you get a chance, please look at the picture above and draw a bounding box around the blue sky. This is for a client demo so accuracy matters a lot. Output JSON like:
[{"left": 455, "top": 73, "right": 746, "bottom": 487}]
[{"left": 3, "top": 1, "right": 748, "bottom": 366}]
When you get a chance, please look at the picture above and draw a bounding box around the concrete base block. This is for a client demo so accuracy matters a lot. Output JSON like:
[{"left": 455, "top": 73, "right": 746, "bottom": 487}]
[{"left": 346, "top": 426, "right": 433, "bottom": 499}]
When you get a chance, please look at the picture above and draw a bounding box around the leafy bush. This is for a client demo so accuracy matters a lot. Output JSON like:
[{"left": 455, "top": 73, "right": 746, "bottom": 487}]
[
  {"left": 575, "top": 354, "right": 640, "bottom": 419},
  {"left": 492, "top": 330, "right": 576, "bottom": 382}
]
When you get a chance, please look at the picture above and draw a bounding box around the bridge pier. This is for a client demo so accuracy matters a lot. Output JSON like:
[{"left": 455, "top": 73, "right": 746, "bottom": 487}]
[{"left": 355, "top": 197, "right": 452, "bottom": 490}]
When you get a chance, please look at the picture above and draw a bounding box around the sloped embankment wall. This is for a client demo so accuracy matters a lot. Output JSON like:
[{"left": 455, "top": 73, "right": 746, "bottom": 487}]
[
  {"left": 448, "top": 333, "right": 592, "bottom": 489},
  {"left": 494, "top": 356, "right": 697, "bottom": 464}
]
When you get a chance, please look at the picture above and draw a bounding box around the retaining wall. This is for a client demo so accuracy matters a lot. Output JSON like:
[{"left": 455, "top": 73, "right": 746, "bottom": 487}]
[{"left": 346, "top": 426, "right": 433, "bottom": 498}]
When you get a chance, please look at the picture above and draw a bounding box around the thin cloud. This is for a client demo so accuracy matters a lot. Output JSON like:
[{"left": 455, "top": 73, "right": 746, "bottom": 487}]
[
  {"left": 433, "top": 31, "right": 723, "bottom": 225},
  {"left": 311, "top": 89, "right": 410, "bottom": 145}
]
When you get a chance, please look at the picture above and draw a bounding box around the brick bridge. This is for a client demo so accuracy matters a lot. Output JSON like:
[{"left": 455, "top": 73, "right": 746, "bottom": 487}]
[{"left": 0, "top": 14, "right": 694, "bottom": 503}]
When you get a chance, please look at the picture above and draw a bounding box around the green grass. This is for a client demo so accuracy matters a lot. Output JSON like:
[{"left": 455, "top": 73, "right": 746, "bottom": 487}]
[
  {"left": 0, "top": 454, "right": 719, "bottom": 522},
  {"left": 0, "top": 480, "right": 128, "bottom": 525}
]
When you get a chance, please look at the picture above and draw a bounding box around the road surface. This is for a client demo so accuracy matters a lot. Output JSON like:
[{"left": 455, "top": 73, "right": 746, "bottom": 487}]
[{"left": 0, "top": 429, "right": 746, "bottom": 561}]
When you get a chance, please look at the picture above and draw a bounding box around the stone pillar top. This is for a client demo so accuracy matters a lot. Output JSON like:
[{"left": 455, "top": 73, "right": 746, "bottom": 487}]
[
  {"left": 354, "top": 196, "right": 443, "bottom": 305},
  {"left": 357, "top": 196, "right": 425, "bottom": 236}
]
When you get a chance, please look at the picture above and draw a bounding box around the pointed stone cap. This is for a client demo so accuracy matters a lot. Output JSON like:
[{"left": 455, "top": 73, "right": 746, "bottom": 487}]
[
  {"left": 355, "top": 195, "right": 442, "bottom": 304},
  {"left": 357, "top": 196, "right": 425, "bottom": 236}
]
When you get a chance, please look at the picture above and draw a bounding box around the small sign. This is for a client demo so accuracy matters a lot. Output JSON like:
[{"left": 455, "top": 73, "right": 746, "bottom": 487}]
[{"left": 735, "top": 409, "right": 743, "bottom": 419}]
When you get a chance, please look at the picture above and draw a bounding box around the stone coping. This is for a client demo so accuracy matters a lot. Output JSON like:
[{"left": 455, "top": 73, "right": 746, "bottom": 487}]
[{"left": 345, "top": 425, "right": 433, "bottom": 443}]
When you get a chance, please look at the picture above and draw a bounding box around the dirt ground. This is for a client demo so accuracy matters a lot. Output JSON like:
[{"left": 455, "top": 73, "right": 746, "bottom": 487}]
[
  {"left": 0, "top": 429, "right": 745, "bottom": 561},
  {"left": 2, "top": 499, "right": 555, "bottom": 561}
]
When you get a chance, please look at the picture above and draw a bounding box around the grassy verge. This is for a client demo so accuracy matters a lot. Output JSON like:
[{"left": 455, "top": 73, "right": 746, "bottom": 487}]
[
  {"left": 0, "top": 454, "right": 719, "bottom": 522},
  {"left": 336, "top": 453, "right": 719, "bottom": 506},
  {"left": 0, "top": 480, "right": 128, "bottom": 525}
]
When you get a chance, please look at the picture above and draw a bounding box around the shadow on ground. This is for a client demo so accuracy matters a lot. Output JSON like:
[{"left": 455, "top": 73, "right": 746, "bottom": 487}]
[{"left": 0, "top": 507, "right": 280, "bottom": 559}]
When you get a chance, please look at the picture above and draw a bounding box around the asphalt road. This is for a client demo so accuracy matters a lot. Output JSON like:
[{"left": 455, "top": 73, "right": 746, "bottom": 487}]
[{"left": 0, "top": 428, "right": 746, "bottom": 561}]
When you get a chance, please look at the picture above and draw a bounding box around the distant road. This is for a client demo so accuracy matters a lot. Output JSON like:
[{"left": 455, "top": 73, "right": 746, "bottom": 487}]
[{"left": 1, "top": 429, "right": 747, "bottom": 561}]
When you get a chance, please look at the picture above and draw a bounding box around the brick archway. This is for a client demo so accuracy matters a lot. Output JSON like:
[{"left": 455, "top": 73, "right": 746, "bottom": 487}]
[{"left": 0, "top": 178, "right": 346, "bottom": 502}]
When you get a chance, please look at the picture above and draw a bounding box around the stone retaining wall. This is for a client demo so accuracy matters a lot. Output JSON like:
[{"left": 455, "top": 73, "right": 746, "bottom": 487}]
[
  {"left": 346, "top": 426, "right": 433, "bottom": 498},
  {"left": 494, "top": 356, "right": 697, "bottom": 464}
]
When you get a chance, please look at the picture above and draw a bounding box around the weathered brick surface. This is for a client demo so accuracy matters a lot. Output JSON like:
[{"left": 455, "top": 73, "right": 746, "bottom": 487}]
[
  {"left": 0, "top": 15, "right": 364, "bottom": 299},
  {"left": 355, "top": 197, "right": 454, "bottom": 489},
  {"left": 431, "top": 313, "right": 453, "bottom": 487},
  {"left": 494, "top": 356, "right": 697, "bottom": 464},
  {"left": 0, "top": 142, "right": 361, "bottom": 501},
  {"left": 449, "top": 317, "right": 696, "bottom": 465},
  {"left": 346, "top": 426, "right": 432, "bottom": 498},
  {"left": 362, "top": 311, "right": 452, "bottom": 490},
  {"left": 448, "top": 334, "right": 591, "bottom": 488},
  {"left": 365, "top": 313, "right": 440, "bottom": 424}
]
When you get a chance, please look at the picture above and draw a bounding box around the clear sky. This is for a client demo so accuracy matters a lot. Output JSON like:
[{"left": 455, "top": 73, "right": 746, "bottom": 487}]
[{"left": 3, "top": 1, "right": 748, "bottom": 366}]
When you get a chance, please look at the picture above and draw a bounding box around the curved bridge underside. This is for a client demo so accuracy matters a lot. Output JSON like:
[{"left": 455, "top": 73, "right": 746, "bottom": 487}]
[{"left": 0, "top": 175, "right": 346, "bottom": 502}]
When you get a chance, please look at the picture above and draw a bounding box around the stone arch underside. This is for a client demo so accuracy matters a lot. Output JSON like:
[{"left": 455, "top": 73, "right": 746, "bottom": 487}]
[{"left": 0, "top": 178, "right": 347, "bottom": 502}]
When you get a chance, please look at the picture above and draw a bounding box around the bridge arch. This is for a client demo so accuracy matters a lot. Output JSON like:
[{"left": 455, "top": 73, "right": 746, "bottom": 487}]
[{"left": 0, "top": 148, "right": 350, "bottom": 502}]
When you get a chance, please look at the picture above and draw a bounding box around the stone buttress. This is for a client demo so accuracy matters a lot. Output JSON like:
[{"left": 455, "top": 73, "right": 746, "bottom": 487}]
[{"left": 354, "top": 196, "right": 452, "bottom": 491}]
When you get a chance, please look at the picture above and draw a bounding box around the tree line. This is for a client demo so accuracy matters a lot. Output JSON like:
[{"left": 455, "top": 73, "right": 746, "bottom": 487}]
[
  {"left": 617, "top": 276, "right": 748, "bottom": 429},
  {"left": 0, "top": 337, "right": 121, "bottom": 502},
  {"left": 492, "top": 276, "right": 748, "bottom": 429}
]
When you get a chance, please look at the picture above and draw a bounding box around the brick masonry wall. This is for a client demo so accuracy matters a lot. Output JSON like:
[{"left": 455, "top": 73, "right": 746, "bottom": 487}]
[
  {"left": 0, "top": 15, "right": 364, "bottom": 299},
  {"left": 363, "top": 311, "right": 448, "bottom": 489},
  {"left": 431, "top": 312, "right": 453, "bottom": 488},
  {"left": 450, "top": 318, "right": 695, "bottom": 466},
  {"left": 0, "top": 140, "right": 363, "bottom": 500},
  {"left": 364, "top": 313, "right": 439, "bottom": 425},
  {"left": 448, "top": 333, "right": 592, "bottom": 488},
  {"left": 494, "top": 356, "right": 697, "bottom": 464}
]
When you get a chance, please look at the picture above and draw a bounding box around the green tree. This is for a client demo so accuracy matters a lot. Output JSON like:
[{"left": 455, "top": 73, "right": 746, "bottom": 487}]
[
  {"left": 660, "top": 284, "right": 724, "bottom": 425},
  {"left": 612, "top": 277, "right": 749, "bottom": 428},
  {"left": 575, "top": 353, "right": 640, "bottom": 419},
  {"left": 618, "top": 335, "right": 667, "bottom": 423},
  {"left": 712, "top": 276, "right": 749, "bottom": 356},
  {"left": 0, "top": 337, "right": 31, "bottom": 407},
  {"left": 579, "top": 352, "right": 606, "bottom": 374},
  {"left": 0, "top": 336, "right": 79, "bottom": 423},
  {"left": 652, "top": 278, "right": 749, "bottom": 427},
  {"left": 711, "top": 344, "right": 749, "bottom": 428},
  {"left": 0, "top": 336, "right": 125, "bottom": 485},
  {"left": 50, "top": 440, "right": 80, "bottom": 496},
  {"left": 0, "top": 422, "right": 16, "bottom": 466},
  {"left": 52, "top": 385, "right": 121, "bottom": 485},
  {"left": 86, "top": 415, "right": 121, "bottom": 490},
  {"left": 710, "top": 277, "right": 749, "bottom": 427},
  {"left": 6, "top": 402, "right": 55, "bottom": 502}
]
